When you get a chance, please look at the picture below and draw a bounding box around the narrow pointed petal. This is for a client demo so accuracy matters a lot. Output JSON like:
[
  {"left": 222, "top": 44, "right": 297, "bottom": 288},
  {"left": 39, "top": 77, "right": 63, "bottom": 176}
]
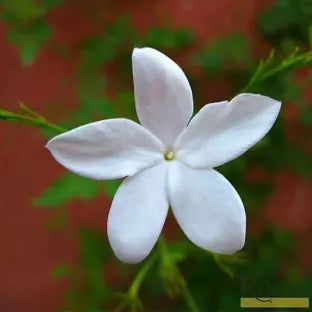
[
  {"left": 107, "top": 164, "right": 168, "bottom": 263},
  {"left": 168, "top": 162, "right": 246, "bottom": 254},
  {"left": 175, "top": 94, "right": 281, "bottom": 168},
  {"left": 46, "top": 118, "right": 164, "bottom": 180},
  {"left": 132, "top": 47, "right": 193, "bottom": 145}
]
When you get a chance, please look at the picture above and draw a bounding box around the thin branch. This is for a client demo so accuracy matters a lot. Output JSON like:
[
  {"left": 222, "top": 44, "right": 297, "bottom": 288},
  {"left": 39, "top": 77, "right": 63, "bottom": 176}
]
[
  {"left": 158, "top": 236, "right": 202, "bottom": 312},
  {"left": 0, "top": 107, "right": 67, "bottom": 134},
  {"left": 180, "top": 282, "right": 202, "bottom": 312},
  {"left": 241, "top": 49, "right": 312, "bottom": 93},
  {"left": 128, "top": 252, "right": 158, "bottom": 298},
  {"left": 114, "top": 253, "right": 157, "bottom": 312}
]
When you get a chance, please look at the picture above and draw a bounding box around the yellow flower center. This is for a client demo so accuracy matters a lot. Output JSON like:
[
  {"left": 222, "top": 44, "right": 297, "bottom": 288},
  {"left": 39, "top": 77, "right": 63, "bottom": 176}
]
[{"left": 164, "top": 149, "right": 175, "bottom": 161}]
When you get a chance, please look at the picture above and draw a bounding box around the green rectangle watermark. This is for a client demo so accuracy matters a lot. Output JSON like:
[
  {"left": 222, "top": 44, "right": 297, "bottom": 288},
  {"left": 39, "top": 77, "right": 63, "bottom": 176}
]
[{"left": 240, "top": 297, "right": 309, "bottom": 308}]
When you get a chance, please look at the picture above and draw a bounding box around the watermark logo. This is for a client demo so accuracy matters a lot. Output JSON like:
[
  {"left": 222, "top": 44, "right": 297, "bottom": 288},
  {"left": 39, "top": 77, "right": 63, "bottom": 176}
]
[
  {"left": 240, "top": 278, "right": 309, "bottom": 308},
  {"left": 240, "top": 297, "right": 309, "bottom": 308}
]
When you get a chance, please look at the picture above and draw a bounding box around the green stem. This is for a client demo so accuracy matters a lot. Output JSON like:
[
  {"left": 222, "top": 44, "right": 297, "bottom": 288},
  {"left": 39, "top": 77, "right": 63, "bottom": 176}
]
[
  {"left": 158, "top": 236, "right": 201, "bottom": 312},
  {"left": 128, "top": 252, "right": 157, "bottom": 298},
  {"left": 260, "top": 51, "right": 312, "bottom": 82},
  {"left": 240, "top": 50, "right": 274, "bottom": 93},
  {"left": 0, "top": 108, "right": 66, "bottom": 134},
  {"left": 241, "top": 49, "right": 312, "bottom": 93},
  {"left": 180, "top": 282, "right": 201, "bottom": 312}
]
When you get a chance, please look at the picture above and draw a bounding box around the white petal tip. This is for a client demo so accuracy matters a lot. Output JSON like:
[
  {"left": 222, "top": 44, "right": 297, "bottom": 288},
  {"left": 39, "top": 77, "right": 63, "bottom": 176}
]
[
  {"left": 109, "top": 238, "right": 149, "bottom": 264},
  {"left": 195, "top": 235, "right": 245, "bottom": 255},
  {"left": 237, "top": 93, "right": 282, "bottom": 123},
  {"left": 132, "top": 47, "right": 139, "bottom": 55},
  {"left": 219, "top": 241, "right": 245, "bottom": 255},
  {"left": 45, "top": 138, "right": 59, "bottom": 153},
  {"left": 133, "top": 46, "right": 168, "bottom": 58},
  {"left": 132, "top": 47, "right": 146, "bottom": 56},
  {"left": 237, "top": 93, "right": 282, "bottom": 109},
  {"left": 132, "top": 47, "right": 157, "bottom": 60},
  {"left": 212, "top": 230, "right": 246, "bottom": 255},
  {"left": 114, "top": 252, "right": 146, "bottom": 264},
  {"left": 45, "top": 140, "right": 52, "bottom": 150}
]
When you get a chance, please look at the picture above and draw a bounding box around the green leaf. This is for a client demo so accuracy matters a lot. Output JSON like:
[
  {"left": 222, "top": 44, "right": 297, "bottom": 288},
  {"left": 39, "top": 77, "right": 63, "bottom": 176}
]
[
  {"left": 194, "top": 31, "right": 251, "bottom": 72},
  {"left": 78, "top": 229, "right": 109, "bottom": 305},
  {"left": 0, "top": 0, "right": 46, "bottom": 22},
  {"left": 51, "top": 263, "right": 71, "bottom": 279},
  {"left": 79, "top": 228, "right": 109, "bottom": 268},
  {"left": 34, "top": 173, "right": 100, "bottom": 207},
  {"left": 143, "top": 27, "right": 193, "bottom": 49},
  {"left": 7, "top": 19, "right": 52, "bottom": 65},
  {"left": 258, "top": 0, "right": 312, "bottom": 44},
  {"left": 300, "top": 106, "right": 312, "bottom": 125},
  {"left": 115, "top": 292, "right": 144, "bottom": 312},
  {"left": 81, "top": 16, "right": 135, "bottom": 67},
  {"left": 212, "top": 251, "right": 247, "bottom": 278},
  {"left": 103, "top": 179, "right": 121, "bottom": 198},
  {"left": 43, "top": 0, "right": 63, "bottom": 8},
  {"left": 45, "top": 207, "right": 68, "bottom": 229}
]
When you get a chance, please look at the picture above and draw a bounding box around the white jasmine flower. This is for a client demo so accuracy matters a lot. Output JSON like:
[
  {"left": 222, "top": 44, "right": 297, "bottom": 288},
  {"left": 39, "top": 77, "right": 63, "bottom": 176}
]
[{"left": 46, "top": 47, "right": 281, "bottom": 264}]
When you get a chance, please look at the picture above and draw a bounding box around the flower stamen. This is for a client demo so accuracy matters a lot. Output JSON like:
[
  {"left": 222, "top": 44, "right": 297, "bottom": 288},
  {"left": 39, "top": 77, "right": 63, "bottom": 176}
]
[{"left": 164, "top": 149, "right": 175, "bottom": 161}]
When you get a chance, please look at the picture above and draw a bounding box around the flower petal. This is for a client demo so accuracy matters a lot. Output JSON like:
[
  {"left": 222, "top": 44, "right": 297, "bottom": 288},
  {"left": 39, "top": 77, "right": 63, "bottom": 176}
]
[
  {"left": 46, "top": 118, "right": 164, "bottom": 180},
  {"left": 168, "top": 161, "right": 246, "bottom": 254},
  {"left": 175, "top": 93, "right": 281, "bottom": 168},
  {"left": 107, "top": 164, "right": 168, "bottom": 263},
  {"left": 132, "top": 47, "right": 193, "bottom": 145}
]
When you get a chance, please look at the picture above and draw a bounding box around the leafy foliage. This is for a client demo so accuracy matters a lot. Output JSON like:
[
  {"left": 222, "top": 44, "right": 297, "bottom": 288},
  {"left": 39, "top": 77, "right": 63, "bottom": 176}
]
[
  {"left": 258, "top": 0, "right": 312, "bottom": 44},
  {"left": 194, "top": 31, "right": 251, "bottom": 72},
  {"left": 34, "top": 173, "right": 100, "bottom": 207},
  {"left": 7, "top": 19, "right": 51, "bottom": 65},
  {"left": 0, "top": 0, "right": 61, "bottom": 65},
  {"left": 143, "top": 27, "right": 194, "bottom": 49},
  {"left": 0, "top": 103, "right": 66, "bottom": 133},
  {"left": 59, "top": 229, "right": 110, "bottom": 312},
  {"left": 242, "top": 49, "right": 312, "bottom": 93}
]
